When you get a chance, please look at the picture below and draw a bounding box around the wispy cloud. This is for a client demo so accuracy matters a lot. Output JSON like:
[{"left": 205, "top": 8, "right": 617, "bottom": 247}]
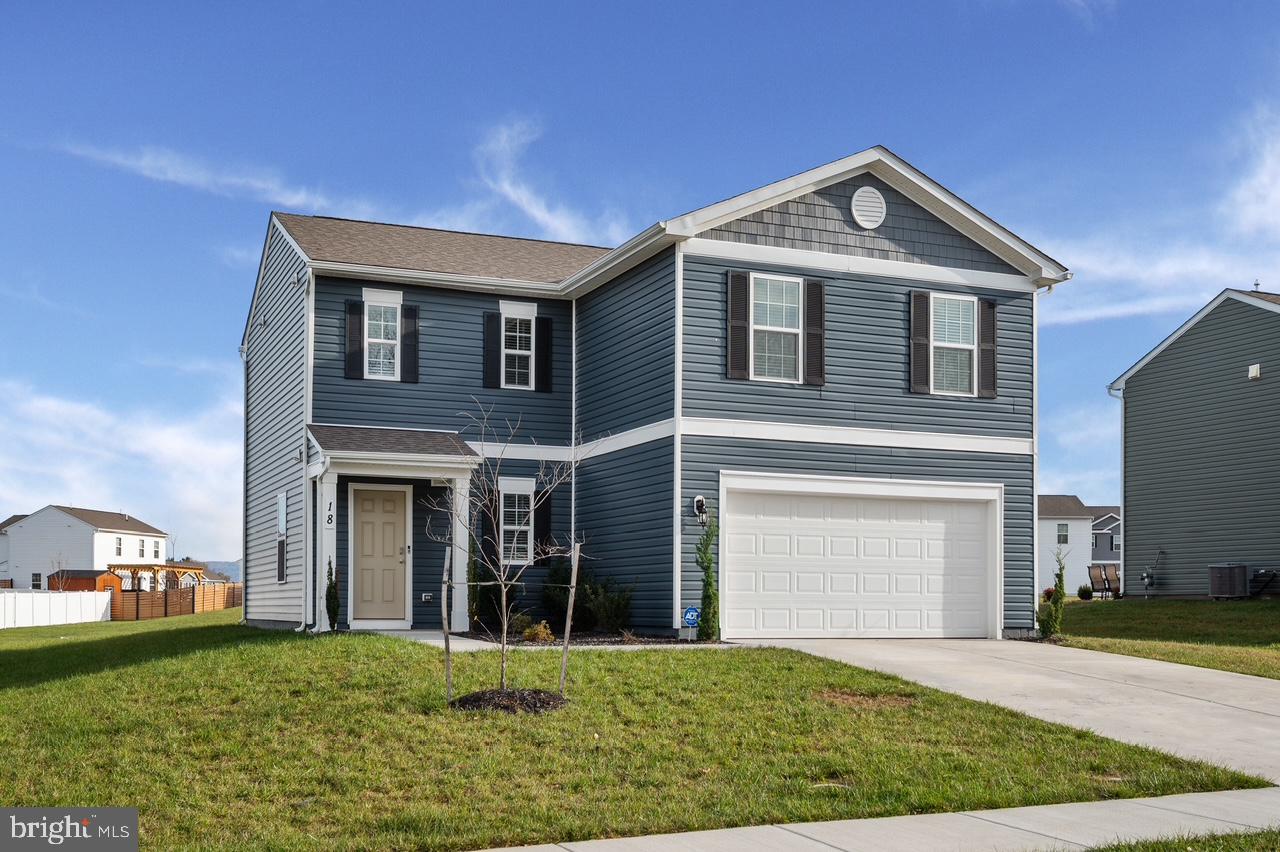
[
  {"left": 1057, "top": 0, "right": 1117, "bottom": 25},
  {"left": 1040, "top": 106, "right": 1280, "bottom": 327},
  {"left": 62, "top": 121, "right": 634, "bottom": 246},
  {"left": 0, "top": 380, "right": 243, "bottom": 559}
]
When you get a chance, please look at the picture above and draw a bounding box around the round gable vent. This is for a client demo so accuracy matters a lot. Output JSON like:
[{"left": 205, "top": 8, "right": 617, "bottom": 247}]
[{"left": 851, "top": 185, "right": 887, "bottom": 229}]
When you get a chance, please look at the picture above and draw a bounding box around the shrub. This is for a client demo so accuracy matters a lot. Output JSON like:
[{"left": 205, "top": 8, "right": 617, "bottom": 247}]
[
  {"left": 1042, "top": 586, "right": 1056, "bottom": 603},
  {"left": 325, "top": 561, "right": 339, "bottom": 628},
  {"left": 584, "top": 578, "right": 633, "bottom": 633},
  {"left": 522, "top": 620, "right": 555, "bottom": 643},
  {"left": 1038, "top": 549, "right": 1067, "bottom": 638},
  {"left": 696, "top": 515, "right": 720, "bottom": 641},
  {"left": 509, "top": 613, "right": 534, "bottom": 636},
  {"left": 1077, "top": 584, "right": 1093, "bottom": 601},
  {"left": 468, "top": 544, "right": 501, "bottom": 630},
  {"left": 541, "top": 558, "right": 596, "bottom": 632}
]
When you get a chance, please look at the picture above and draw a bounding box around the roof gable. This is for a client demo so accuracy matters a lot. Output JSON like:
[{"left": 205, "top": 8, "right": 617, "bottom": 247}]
[
  {"left": 49, "top": 506, "right": 166, "bottom": 536},
  {"left": 1038, "top": 494, "right": 1093, "bottom": 518},
  {"left": 1110, "top": 289, "right": 1280, "bottom": 391}
]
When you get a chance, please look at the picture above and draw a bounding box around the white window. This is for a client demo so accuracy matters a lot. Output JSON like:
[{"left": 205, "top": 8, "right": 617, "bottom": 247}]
[
  {"left": 1092, "top": 534, "right": 1098, "bottom": 549},
  {"left": 1112, "top": 534, "right": 1122, "bottom": 552},
  {"left": 31, "top": 573, "right": 41, "bottom": 590},
  {"left": 276, "top": 492, "right": 288, "bottom": 583},
  {"left": 115, "top": 536, "right": 122, "bottom": 557},
  {"left": 138, "top": 538, "right": 145, "bottom": 558},
  {"left": 365, "top": 303, "right": 400, "bottom": 380},
  {"left": 498, "top": 477, "right": 534, "bottom": 565},
  {"left": 1056, "top": 523, "right": 1069, "bottom": 545},
  {"left": 153, "top": 540, "right": 160, "bottom": 559},
  {"left": 930, "top": 293, "right": 977, "bottom": 396},
  {"left": 750, "top": 273, "right": 803, "bottom": 382},
  {"left": 500, "top": 301, "right": 537, "bottom": 390}
]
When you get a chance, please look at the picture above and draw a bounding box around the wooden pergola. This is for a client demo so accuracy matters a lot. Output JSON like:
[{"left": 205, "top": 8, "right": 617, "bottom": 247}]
[{"left": 107, "top": 562, "right": 206, "bottom": 591}]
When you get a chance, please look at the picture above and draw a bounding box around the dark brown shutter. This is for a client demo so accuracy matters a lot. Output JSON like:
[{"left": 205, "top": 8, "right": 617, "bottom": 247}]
[
  {"left": 344, "top": 300, "right": 364, "bottom": 379},
  {"left": 977, "top": 298, "right": 998, "bottom": 399},
  {"left": 533, "top": 489, "right": 552, "bottom": 552},
  {"left": 803, "top": 279, "right": 826, "bottom": 386},
  {"left": 534, "top": 316, "right": 553, "bottom": 392},
  {"left": 400, "top": 304, "right": 419, "bottom": 384},
  {"left": 726, "top": 270, "right": 750, "bottom": 379},
  {"left": 482, "top": 311, "right": 501, "bottom": 388},
  {"left": 909, "top": 292, "right": 931, "bottom": 394}
]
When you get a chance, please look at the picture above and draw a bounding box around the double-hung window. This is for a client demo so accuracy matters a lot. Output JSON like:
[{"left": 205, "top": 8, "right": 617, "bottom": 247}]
[
  {"left": 1112, "top": 534, "right": 1122, "bottom": 552},
  {"left": 931, "top": 293, "right": 977, "bottom": 395},
  {"left": 498, "top": 478, "right": 534, "bottom": 565},
  {"left": 1092, "top": 534, "right": 1098, "bottom": 550},
  {"left": 365, "top": 298, "right": 401, "bottom": 380},
  {"left": 115, "top": 536, "right": 122, "bottom": 557},
  {"left": 1056, "top": 523, "right": 1069, "bottom": 545},
  {"left": 153, "top": 540, "right": 160, "bottom": 559},
  {"left": 31, "top": 573, "right": 41, "bottom": 590},
  {"left": 750, "top": 273, "right": 802, "bottom": 382},
  {"left": 500, "top": 301, "right": 536, "bottom": 390},
  {"left": 138, "top": 538, "right": 146, "bottom": 558}
]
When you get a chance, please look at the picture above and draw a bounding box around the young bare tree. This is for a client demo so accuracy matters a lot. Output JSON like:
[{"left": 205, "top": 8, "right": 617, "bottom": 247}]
[{"left": 424, "top": 400, "right": 582, "bottom": 695}]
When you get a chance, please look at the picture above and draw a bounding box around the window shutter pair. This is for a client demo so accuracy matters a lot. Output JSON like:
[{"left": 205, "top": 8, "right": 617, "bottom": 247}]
[
  {"left": 725, "top": 271, "right": 826, "bottom": 385},
  {"left": 482, "top": 311, "right": 553, "bottom": 392},
  {"left": 908, "top": 292, "right": 998, "bottom": 398},
  {"left": 344, "top": 299, "right": 419, "bottom": 383}
]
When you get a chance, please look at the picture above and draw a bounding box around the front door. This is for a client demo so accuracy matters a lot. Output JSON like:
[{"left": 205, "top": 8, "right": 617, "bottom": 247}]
[{"left": 353, "top": 488, "right": 407, "bottom": 621}]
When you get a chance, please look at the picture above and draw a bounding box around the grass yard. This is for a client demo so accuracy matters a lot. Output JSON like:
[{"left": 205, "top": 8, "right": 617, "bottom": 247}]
[
  {"left": 0, "top": 611, "right": 1264, "bottom": 851},
  {"left": 1095, "top": 829, "right": 1280, "bottom": 850},
  {"left": 1062, "top": 598, "right": 1280, "bottom": 680}
]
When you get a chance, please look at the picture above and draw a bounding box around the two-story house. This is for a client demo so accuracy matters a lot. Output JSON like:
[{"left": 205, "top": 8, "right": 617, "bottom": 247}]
[
  {"left": 1, "top": 505, "right": 169, "bottom": 590},
  {"left": 1090, "top": 505, "right": 1122, "bottom": 575},
  {"left": 1036, "top": 495, "right": 1094, "bottom": 593},
  {"left": 241, "top": 146, "right": 1070, "bottom": 638}
]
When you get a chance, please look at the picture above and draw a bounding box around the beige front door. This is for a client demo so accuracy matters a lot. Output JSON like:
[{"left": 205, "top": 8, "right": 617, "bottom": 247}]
[{"left": 353, "top": 489, "right": 407, "bottom": 621}]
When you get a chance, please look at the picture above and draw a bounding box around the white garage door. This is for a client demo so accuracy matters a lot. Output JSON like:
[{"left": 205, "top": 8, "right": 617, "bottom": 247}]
[{"left": 722, "top": 488, "right": 994, "bottom": 639}]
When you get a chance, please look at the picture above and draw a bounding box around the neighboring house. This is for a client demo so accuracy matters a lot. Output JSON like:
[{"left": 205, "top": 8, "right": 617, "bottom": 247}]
[
  {"left": 0, "top": 514, "right": 28, "bottom": 584},
  {"left": 1089, "top": 505, "right": 1122, "bottom": 571},
  {"left": 1037, "top": 495, "right": 1094, "bottom": 594},
  {"left": 1110, "top": 288, "right": 1280, "bottom": 596},
  {"left": 2, "top": 506, "right": 169, "bottom": 590},
  {"left": 242, "top": 145, "right": 1071, "bottom": 639}
]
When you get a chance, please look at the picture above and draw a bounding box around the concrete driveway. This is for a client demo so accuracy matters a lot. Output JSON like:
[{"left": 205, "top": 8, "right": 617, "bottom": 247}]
[{"left": 756, "top": 638, "right": 1280, "bottom": 782}]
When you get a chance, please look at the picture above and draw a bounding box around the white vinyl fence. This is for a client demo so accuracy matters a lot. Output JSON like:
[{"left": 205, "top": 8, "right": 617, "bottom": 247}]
[{"left": 0, "top": 590, "right": 112, "bottom": 629}]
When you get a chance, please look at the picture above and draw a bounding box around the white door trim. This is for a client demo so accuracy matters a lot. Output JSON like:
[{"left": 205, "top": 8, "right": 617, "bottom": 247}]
[
  {"left": 347, "top": 482, "right": 414, "bottom": 630},
  {"left": 717, "top": 470, "right": 1004, "bottom": 640}
]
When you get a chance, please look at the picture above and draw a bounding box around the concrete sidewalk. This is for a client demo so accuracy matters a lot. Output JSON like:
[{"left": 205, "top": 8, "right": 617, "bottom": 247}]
[{"left": 478, "top": 787, "right": 1280, "bottom": 851}]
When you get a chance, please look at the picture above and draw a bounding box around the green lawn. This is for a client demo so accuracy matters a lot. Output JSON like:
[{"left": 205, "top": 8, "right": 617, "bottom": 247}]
[
  {"left": 1095, "top": 829, "right": 1280, "bottom": 850},
  {"left": 1062, "top": 599, "right": 1280, "bottom": 680},
  {"left": 0, "top": 611, "right": 1264, "bottom": 851}
]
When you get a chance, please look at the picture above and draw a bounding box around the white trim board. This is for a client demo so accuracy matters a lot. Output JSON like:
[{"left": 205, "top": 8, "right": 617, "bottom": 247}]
[
  {"left": 717, "top": 469, "right": 1005, "bottom": 640},
  {"left": 682, "top": 418, "right": 1033, "bottom": 456},
  {"left": 1110, "top": 289, "right": 1280, "bottom": 390},
  {"left": 681, "top": 238, "right": 1036, "bottom": 293}
]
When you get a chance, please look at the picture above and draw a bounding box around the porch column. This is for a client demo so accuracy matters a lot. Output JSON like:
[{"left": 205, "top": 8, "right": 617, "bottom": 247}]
[
  {"left": 450, "top": 475, "right": 470, "bottom": 630},
  {"left": 318, "top": 471, "right": 339, "bottom": 631}
]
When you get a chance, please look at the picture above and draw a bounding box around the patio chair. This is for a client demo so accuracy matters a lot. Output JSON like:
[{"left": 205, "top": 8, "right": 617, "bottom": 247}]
[
  {"left": 1104, "top": 565, "right": 1122, "bottom": 599},
  {"left": 1088, "top": 565, "right": 1109, "bottom": 599}
]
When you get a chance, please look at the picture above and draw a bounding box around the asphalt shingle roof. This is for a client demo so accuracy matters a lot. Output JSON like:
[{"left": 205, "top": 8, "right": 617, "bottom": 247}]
[
  {"left": 1037, "top": 495, "right": 1094, "bottom": 519},
  {"left": 274, "top": 213, "right": 611, "bottom": 284},
  {"left": 52, "top": 506, "right": 166, "bottom": 535},
  {"left": 308, "top": 424, "right": 478, "bottom": 458},
  {"left": 0, "top": 514, "right": 27, "bottom": 532}
]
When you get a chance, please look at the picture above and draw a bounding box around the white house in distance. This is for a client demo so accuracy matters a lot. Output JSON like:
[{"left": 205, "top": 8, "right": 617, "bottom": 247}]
[
  {"left": 1037, "top": 495, "right": 1094, "bottom": 594},
  {"left": 0, "top": 506, "right": 169, "bottom": 590}
]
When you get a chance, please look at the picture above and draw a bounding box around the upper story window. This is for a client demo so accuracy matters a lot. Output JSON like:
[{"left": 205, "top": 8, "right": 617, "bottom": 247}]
[
  {"left": 115, "top": 536, "right": 122, "bottom": 557},
  {"left": 153, "top": 540, "right": 160, "bottom": 559},
  {"left": 31, "top": 573, "right": 41, "bottom": 590},
  {"left": 500, "top": 301, "right": 536, "bottom": 390},
  {"left": 750, "top": 273, "right": 803, "bottom": 382},
  {"left": 931, "top": 294, "right": 977, "bottom": 396},
  {"left": 499, "top": 477, "right": 534, "bottom": 565},
  {"left": 1112, "top": 534, "right": 1122, "bottom": 552},
  {"left": 365, "top": 300, "right": 401, "bottom": 380},
  {"left": 1092, "top": 534, "right": 1098, "bottom": 549},
  {"left": 1056, "top": 523, "right": 1069, "bottom": 545},
  {"left": 138, "top": 538, "right": 146, "bottom": 558}
]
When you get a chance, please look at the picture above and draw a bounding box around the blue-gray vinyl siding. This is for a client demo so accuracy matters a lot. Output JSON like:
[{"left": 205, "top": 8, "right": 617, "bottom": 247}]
[
  {"left": 1092, "top": 524, "right": 1122, "bottom": 563},
  {"left": 243, "top": 221, "right": 309, "bottom": 623},
  {"left": 1123, "top": 297, "right": 1280, "bottom": 595},
  {"left": 312, "top": 277, "right": 573, "bottom": 445},
  {"left": 575, "top": 249, "right": 676, "bottom": 440},
  {"left": 333, "top": 469, "right": 571, "bottom": 629},
  {"left": 701, "top": 174, "right": 1020, "bottom": 275},
  {"left": 575, "top": 437, "right": 674, "bottom": 631},
  {"left": 682, "top": 255, "right": 1033, "bottom": 438},
  {"left": 679, "top": 436, "right": 1036, "bottom": 631}
]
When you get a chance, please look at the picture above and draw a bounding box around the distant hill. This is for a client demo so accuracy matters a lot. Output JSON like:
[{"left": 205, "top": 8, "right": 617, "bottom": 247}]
[{"left": 201, "top": 560, "right": 241, "bottom": 581}]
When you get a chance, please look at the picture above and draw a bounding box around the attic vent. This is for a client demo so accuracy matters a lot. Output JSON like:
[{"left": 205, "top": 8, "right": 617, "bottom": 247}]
[{"left": 851, "top": 186, "right": 887, "bottom": 230}]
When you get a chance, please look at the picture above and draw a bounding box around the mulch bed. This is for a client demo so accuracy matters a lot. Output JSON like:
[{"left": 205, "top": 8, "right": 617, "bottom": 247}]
[
  {"left": 448, "top": 688, "right": 567, "bottom": 714},
  {"left": 460, "top": 630, "right": 697, "bottom": 646}
]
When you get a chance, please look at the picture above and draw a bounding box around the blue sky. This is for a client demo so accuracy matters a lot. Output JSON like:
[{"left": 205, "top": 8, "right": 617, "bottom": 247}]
[{"left": 3, "top": 1, "right": 1279, "bottom": 558}]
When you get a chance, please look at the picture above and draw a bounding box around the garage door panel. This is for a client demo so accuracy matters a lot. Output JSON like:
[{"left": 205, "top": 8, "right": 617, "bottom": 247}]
[{"left": 722, "top": 488, "right": 992, "bottom": 639}]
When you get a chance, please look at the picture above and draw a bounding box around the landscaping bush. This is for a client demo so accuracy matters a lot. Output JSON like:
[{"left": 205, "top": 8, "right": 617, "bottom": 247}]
[
  {"left": 522, "top": 620, "right": 554, "bottom": 643},
  {"left": 509, "top": 613, "right": 534, "bottom": 636},
  {"left": 1038, "top": 550, "right": 1067, "bottom": 638},
  {"left": 696, "top": 515, "right": 720, "bottom": 641},
  {"left": 541, "top": 558, "right": 596, "bottom": 632},
  {"left": 584, "top": 578, "right": 633, "bottom": 633},
  {"left": 1042, "top": 586, "right": 1056, "bottom": 603},
  {"left": 325, "top": 562, "right": 339, "bottom": 628},
  {"left": 1077, "top": 584, "right": 1093, "bottom": 601}
]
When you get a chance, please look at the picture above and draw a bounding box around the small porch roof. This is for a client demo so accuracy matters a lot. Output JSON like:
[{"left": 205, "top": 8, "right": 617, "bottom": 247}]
[{"left": 307, "top": 424, "right": 480, "bottom": 480}]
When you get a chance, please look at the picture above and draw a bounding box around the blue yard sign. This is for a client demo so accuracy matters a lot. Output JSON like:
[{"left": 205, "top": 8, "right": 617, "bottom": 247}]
[{"left": 682, "top": 606, "right": 701, "bottom": 628}]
